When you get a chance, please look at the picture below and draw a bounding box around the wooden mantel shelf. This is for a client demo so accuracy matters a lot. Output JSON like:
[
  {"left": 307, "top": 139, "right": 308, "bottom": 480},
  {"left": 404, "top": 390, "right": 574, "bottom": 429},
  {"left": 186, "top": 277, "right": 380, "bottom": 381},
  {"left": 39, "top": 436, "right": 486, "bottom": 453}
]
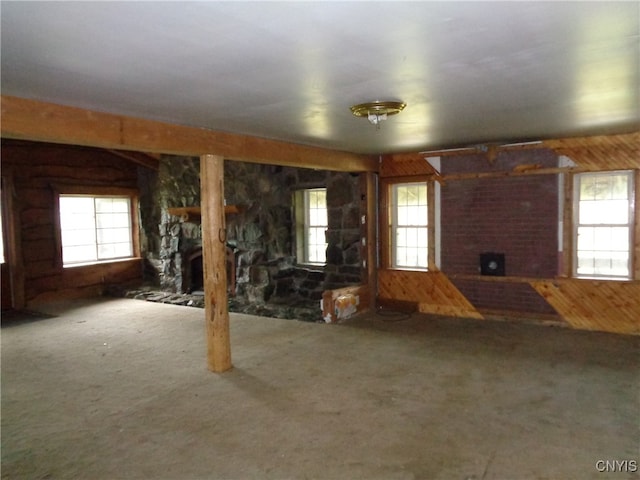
[{"left": 167, "top": 205, "right": 242, "bottom": 222}]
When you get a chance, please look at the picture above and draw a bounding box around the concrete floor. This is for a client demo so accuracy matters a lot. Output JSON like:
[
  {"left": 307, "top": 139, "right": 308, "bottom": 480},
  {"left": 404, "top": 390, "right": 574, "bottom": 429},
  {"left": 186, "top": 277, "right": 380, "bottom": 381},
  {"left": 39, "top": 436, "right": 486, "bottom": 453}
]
[{"left": 1, "top": 298, "right": 638, "bottom": 480}]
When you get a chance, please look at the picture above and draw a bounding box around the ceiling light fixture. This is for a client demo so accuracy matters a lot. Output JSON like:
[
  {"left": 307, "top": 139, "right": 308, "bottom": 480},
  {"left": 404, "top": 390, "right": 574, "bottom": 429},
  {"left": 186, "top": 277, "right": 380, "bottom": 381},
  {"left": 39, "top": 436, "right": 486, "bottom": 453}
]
[{"left": 350, "top": 101, "right": 406, "bottom": 129}]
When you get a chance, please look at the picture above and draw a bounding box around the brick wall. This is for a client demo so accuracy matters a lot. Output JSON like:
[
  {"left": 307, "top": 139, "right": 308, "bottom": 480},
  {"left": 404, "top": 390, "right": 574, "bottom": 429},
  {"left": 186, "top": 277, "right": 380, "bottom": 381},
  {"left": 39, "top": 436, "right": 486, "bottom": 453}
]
[{"left": 441, "top": 149, "right": 559, "bottom": 315}]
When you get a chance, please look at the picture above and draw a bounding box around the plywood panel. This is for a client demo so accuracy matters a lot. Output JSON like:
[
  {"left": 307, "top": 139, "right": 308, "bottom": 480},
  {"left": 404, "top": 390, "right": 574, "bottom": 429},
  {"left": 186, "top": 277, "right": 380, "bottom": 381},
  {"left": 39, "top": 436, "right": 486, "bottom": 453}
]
[
  {"left": 378, "top": 269, "right": 483, "bottom": 319},
  {"left": 531, "top": 279, "right": 640, "bottom": 335}
]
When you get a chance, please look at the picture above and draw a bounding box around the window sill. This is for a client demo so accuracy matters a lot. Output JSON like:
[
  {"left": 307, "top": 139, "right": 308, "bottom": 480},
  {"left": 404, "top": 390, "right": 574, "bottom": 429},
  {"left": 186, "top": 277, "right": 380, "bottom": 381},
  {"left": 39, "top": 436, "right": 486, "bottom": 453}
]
[
  {"left": 572, "top": 275, "right": 634, "bottom": 282},
  {"left": 387, "top": 267, "right": 429, "bottom": 272},
  {"left": 295, "top": 263, "right": 326, "bottom": 270},
  {"left": 63, "top": 257, "right": 141, "bottom": 269}
]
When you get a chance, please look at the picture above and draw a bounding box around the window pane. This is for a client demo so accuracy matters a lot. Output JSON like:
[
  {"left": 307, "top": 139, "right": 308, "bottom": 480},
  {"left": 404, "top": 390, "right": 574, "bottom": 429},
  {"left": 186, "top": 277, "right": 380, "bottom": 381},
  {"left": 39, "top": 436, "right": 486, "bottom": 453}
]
[
  {"left": 610, "top": 227, "right": 630, "bottom": 251},
  {"left": 98, "top": 242, "right": 132, "bottom": 259},
  {"left": 302, "top": 189, "right": 327, "bottom": 264},
  {"left": 0, "top": 196, "right": 4, "bottom": 264},
  {"left": 574, "top": 171, "right": 633, "bottom": 279},
  {"left": 60, "top": 195, "right": 133, "bottom": 265},
  {"left": 392, "top": 183, "right": 428, "bottom": 269},
  {"left": 96, "top": 212, "right": 130, "bottom": 229},
  {"left": 97, "top": 227, "right": 131, "bottom": 244},
  {"left": 63, "top": 245, "right": 97, "bottom": 264},
  {"left": 62, "top": 228, "right": 96, "bottom": 247},
  {"left": 95, "top": 197, "right": 130, "bottom": 213},
  {"left": 579, "top": 199, "right": 629, "bottom": 224},
  {"left": 397, "top": 206, "right": 409, "bottom": 226}
]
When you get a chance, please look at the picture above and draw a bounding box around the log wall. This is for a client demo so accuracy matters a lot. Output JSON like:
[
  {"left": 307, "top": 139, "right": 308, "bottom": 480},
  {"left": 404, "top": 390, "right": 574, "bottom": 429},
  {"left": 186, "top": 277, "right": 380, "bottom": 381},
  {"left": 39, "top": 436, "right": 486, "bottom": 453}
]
[{"left": 1, "top": 140, "right": 143, "bottom": 307}]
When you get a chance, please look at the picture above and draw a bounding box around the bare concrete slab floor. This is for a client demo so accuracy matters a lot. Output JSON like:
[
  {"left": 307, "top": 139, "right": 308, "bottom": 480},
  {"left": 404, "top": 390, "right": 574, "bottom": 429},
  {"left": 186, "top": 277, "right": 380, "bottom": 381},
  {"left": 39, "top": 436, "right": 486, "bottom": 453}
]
[{"left": 1, "top": 298, "right": 638, "bottom": 480}]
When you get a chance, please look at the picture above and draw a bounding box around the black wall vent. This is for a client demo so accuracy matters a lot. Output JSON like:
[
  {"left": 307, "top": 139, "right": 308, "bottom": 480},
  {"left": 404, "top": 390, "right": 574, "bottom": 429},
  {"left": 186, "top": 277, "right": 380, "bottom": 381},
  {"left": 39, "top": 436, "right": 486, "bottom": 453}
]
[{"left": 480, "top": 252, "right": 505, "bottom": 276}]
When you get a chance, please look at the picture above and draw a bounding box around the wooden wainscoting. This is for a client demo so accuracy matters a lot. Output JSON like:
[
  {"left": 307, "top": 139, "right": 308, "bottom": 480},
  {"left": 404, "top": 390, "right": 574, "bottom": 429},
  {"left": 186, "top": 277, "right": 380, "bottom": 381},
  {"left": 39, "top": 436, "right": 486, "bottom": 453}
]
[
  {"left": 378, "top": 269, "right": 483, "bottom": 319},
  {"left": 531, "top": 279, "right": 640, "bottom": 335}
]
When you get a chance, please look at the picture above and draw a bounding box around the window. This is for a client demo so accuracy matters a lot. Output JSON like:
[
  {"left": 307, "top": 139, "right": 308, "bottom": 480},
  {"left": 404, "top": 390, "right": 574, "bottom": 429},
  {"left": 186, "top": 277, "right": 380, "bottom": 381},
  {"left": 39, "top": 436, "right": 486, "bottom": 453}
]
[
  {"left": 294, "top": 188, "right": 327, "bottom": 264},
  {"left": 573, "top": 171, "right": 634, "bottom": 279},
  {"left": 391, "top": 182, "right": 428, "bottom": 269},
  {"left": 59, "top": 195, "right": 134, "bottom": 266},
  {"left": 0, "top": 192, "right": 4, "bottom": 265}
]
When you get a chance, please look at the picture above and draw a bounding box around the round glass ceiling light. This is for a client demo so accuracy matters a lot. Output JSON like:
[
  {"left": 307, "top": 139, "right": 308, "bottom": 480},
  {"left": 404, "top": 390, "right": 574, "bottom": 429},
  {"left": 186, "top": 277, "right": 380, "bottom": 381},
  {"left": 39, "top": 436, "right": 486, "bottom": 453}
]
[{"left": 350, "top": 101, "right": 406, "bottom": 127}]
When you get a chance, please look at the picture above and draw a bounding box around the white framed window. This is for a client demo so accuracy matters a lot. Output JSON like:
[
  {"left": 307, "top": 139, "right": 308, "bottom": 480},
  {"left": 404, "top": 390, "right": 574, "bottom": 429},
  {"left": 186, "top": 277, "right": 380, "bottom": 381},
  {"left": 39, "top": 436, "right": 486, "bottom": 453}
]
[
  {"left": 294, "top": 188, "right": 327, "bottom": 265},
  {"left": 573, "top": 171, "right": 634, "bottom": 279},
  {"left": 59, "top": 195, "right": 134, "bottom": 266},
  {"left": 391, "top": 182, "right": 428, "bottom": 269},
  {"left": 0, "top": 192, "right": 4, "bottom": 265}
]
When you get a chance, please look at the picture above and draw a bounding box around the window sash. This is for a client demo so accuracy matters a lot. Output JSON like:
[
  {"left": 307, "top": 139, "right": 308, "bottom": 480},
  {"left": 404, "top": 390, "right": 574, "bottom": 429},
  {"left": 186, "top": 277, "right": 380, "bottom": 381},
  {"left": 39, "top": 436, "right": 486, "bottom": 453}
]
[
  {"left": 391, "top": 182, "right": 428, "bottom": 269},
  {"left": 302, "top": 188, "right": 327, "bottom": 265},
  {"left": 573, "top": 171, "right": 634, "bottom": 279},
  {"left": 60, "top": 195, "right": 133, "bottom": 266}
]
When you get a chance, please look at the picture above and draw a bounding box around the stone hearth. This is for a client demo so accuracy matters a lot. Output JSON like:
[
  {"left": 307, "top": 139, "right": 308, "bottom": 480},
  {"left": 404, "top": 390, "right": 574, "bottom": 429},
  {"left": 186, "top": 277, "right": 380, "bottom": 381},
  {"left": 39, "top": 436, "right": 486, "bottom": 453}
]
[{"left": 118, "top": 287, "right": 322, "bottom": 322}]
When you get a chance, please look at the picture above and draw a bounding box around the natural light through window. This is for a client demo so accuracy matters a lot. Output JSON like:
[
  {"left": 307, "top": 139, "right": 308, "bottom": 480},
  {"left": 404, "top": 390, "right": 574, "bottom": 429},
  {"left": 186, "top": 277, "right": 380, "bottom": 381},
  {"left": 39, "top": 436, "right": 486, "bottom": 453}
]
[
  {"left": 0, "top": 195, "right": 4, "bottom": 264},
  {"left": 59, "top": 195, "right": 133, "bottom": 266},
  {"left": 574, "top": 171, "right": 633, "bottom": 279},
  {"left": 304, "top": 188, "right": 327, "bottom": 264},
  {"left": 392, "top": 182, "right": 428, "bottom": 269}
]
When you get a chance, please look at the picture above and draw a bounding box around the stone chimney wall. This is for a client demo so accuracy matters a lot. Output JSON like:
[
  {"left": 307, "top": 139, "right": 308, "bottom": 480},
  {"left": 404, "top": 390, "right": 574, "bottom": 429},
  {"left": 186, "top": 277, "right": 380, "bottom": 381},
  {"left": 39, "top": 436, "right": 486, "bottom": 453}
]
[{"left": 138, "top": 157, "right": 363, "bottom": 310}]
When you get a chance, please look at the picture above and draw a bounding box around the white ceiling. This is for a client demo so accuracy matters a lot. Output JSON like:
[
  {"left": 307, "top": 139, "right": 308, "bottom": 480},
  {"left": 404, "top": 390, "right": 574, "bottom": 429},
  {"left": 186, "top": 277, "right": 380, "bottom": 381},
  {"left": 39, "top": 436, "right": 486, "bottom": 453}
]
[{"left": 1, "top": 1, "right": 639, "bottom": 155}]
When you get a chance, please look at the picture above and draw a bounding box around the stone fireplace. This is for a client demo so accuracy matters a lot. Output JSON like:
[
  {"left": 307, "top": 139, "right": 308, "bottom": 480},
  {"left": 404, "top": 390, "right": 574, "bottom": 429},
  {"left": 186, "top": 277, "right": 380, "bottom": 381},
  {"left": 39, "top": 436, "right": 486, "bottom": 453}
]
[
  {"left": 138, "top": 156, "right": 364, "bottom": 320},
  {"left": 183, "top": 245, "right": 237, "bottom": 296},
  {"left": 184, "top": 247, "right": 204, "bottom": 294}
]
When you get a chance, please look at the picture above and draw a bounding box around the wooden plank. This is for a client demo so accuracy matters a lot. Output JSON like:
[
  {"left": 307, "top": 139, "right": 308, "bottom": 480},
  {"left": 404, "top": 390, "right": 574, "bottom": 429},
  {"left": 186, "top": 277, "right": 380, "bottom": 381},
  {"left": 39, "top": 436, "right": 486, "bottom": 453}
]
[
  {"left": 378, "top": 269, "right": 483, "bottom": 319},
  {"left": 531, "top": 279, "right": 640, "bottom": 335},
  {"left": 200, "top": 154, "right": 232, "bottom": 373},
  {"left": 1, "top": 95, "right": 376, "bottom": 172},
  {"left": 441, "top": 166, "right": 584, "bottom": 182},
  {"left": 166, "top": 205, "right": 242, "bottom": 222},
  {"left": 26, "top": 259, "right": 142, "bottom": 306}
]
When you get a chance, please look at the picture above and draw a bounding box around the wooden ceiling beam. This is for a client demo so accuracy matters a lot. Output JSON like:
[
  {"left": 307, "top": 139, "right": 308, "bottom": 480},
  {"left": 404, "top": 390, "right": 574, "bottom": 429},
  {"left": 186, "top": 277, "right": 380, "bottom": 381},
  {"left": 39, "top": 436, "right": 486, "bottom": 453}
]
[
  {"left": 1, "top": 96, "right": 377, "bottom": 172},
  {"left": 104, "top": 149, "right": 161, "bottom": 170}
]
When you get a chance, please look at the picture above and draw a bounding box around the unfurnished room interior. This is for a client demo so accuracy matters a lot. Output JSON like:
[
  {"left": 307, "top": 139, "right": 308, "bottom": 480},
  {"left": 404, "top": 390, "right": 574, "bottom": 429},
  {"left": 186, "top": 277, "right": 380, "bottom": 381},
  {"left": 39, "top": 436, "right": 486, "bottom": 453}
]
[{"left": 1, "top": 2, "right": 639, "bottom": 479}]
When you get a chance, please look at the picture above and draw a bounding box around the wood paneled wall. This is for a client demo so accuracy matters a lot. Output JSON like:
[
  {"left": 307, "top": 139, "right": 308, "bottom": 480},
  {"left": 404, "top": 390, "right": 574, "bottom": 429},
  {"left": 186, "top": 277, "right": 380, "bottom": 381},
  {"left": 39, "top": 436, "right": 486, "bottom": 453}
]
[
  {"left": 531, "top": 279, "right": 640, "bottom": 335},
  {"left": 1, "top": 140, "right": 143, "bottom": 307},
  {"left": 378, "top": 270, "right": 483, "bottom": 319},
  {"left": 544, "top": 132, "right": 640, "bottom": 170},
  {"left": 377, "top": 131, "right": 640, "bottom": 335}
]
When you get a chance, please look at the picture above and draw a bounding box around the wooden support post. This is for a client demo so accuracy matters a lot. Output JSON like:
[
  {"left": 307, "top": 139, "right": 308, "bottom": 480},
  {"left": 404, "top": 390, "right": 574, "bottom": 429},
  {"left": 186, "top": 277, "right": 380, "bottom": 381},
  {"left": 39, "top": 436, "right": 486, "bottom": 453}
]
[
  {"left": 200, "top": 154, "right": 232, "bottom": 373},
  {"left": 360, "top": 172, "right": 378, "bottom": 311}
]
